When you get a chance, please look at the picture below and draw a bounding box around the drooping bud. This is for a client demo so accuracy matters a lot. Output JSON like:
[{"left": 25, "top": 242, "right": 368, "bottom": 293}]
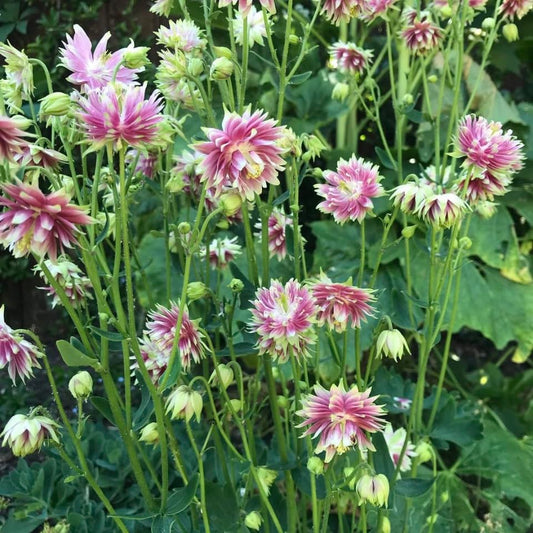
[
  {"left": 210, "top": 57, "right": 234, "bottom": 80},
  {"left": 139, "top": 422, "right": 160, "bottom": 445},
  {"left": 229, "top": 278, "right": 244, "bottom": 293},
  {"left": 356, "top": 474, "right": 389, "bottom": 507},
  {"left": 381, "top": 516, "right": 391, "bottom": 533},
  {"left": 244, "top": 511, "right": 263, "bottom": 531},
  {"left": 213, "top": 46, "right": 233, "bottom": 59},
  {"left": 68, "top": 371, "right": 93, "bottom": 400},
  {"left": 187, "top": 281, "right": 209, "bottom": 302},
  {"left": 502, "top": 23, "right": 519, "bottom": 42},
  {"left": 209, "top": 363, "right": 234, "bottom": 390},
  {"left": 39, "top": 92, "right": 71, "bottom": 118},
  {"left": 376, "top": 329, "right": 411, "bottom": 362},
  {"left": 307, "top": 456, "right": 324, "bottom": 476},
  {"left": 123, "top": 44, "right": 150, "bottom": 69},
  {"left": 482, "top": 17, "right": 495, "bottom": 31},
  {"left": 332, "top": 82, "right": 350, "bottom": 102},
  {"left": 256, "top": 467, "right": 277, "bottom": 495},
  {"left": 219, "top": 191, "right": 242, "bottom": 217},
  {"left": 166, "top": 385, "right": 203, "bottom": 422},
  {"left": 401, "top": 225, "right": 416, "bottom": 239},
  {"left": 187, "top": 57, "right": 204, "bottom": 77},
  {"left": 415, "top": 441, "right": 434, "bottom": 463}
]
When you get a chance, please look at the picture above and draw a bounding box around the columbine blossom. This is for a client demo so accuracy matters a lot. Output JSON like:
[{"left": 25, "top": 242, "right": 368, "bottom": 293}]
[
  {"left": 196, "top": 107, "right": 286, "bottom": 200},
  {"left": 390, "top": 181, "right": 433, "bottom": 214},
  {"left": 417, "top": 192, "right": 467, "bottom": 228},
  {"left": 219, "top": 0, "right": 276, "bottom": 16},
  {"left": 455, "top": 172, "right": 510, "bottom": 204},
  {"left": 155, "top": 20, "right": 207, "bottom": 53},
  {"left": 0, "top": 306, "right": 42, "bottom": 384},
  {"left": 14, "top": 145, "right": 67, "bottom": 169},
  {"left": 296, "top": 383, "right": 386, "bottom": 462},
  {"left": 310, "top": 273, "right": 375, "bottom": 333},
  {"left": 1, "top": 412, "right": 59, "bottom": 457},
  {"left": 150, "top": 0, "right": 174, "bottom": 16},
  {"left": 0, "top": 42, "right": 33, "bottom": 100},
  {"left": 250, "top": 279, "right": 317, "bottom": 363},
  {"left": 329, "top": 42, "right": 373, "bottom": 74},
  {"left": 401, "top": 9, "right": 442, "bottom": 54},
  {"left": 0, "top": 181, "right": 93, "bottom": 261},
  {"left": 59, "top": 25, "right": 141, "bottom": 91},
  {"left": 255, "top": 208, "right": 292, "bottom": 260},
  {"left": 0, "top": 115, "right": 30, "bottom": 162},
  {"left": 500, "top": 0, "right": 533, "bottom": 19},
  {"left": 315, "top": 156, "right": 384, "bottom": 224},
  {"left": 383, "top": 424, "right": 417, "bottom": 472},
  {"left": 202, "top": 236, "right": 242, "bottom": 269},
  {"left": 455, "top": 115, "right": 524, "bottom": 178},
  {"left": 233, "top": 6, "right": 268, "bottom": 48},
  {"left": 78, "top": 83, "right": 163, "bottom": 151},
  {"left": 361, "top": 0, "right": 396, "bottom": 20},
  {"left": 321, "top": 0, "right": 364, "bottom": 25}
]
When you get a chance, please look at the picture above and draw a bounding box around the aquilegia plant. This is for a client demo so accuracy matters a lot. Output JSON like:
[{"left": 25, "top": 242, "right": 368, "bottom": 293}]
[{"left": 0, "top": 0, "right": 530, "bottom": 531}]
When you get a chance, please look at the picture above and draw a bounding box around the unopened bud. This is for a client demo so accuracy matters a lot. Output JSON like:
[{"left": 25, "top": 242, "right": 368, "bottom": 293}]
[
  {"left": 139, "top": 422, "right": 159, "bottom": 445},
  {"left": 401, "top": 225, "right": 416, "bottom": 239},
  {"left": 229, "top": 278, "right": 244, "bottom": 293},
  {"left": 229, "top": 398, "right": 243, "bottom": 412},
  {"left": 476, "top": 201, "right": 497, "bottom": 219},
  {"left": 381, "top": 516, "right": 391, "bottom": 533},
  {"left": 256, "top": 467, "right": 277, "bottom": 495},
  {"left": 39, "top": 92, "right": 71, "bottom": 117},
  {"left": 10, "top": 115, "right": 33, "bottom": 130},
  {"left": 415, "top": 441, "right": 434, "bottom": 463},
  {"left": 332, "top": 82, "right": 350, "bottom": 102},
  {"left": 244, "top": 511, "right": 263, "bottom": 531},
  {"left": 187, "top": 57, "right": 204, "bottom": 77},
  {"left": 427, "top": 74, "right": 438, "bottom": 83},
  {"left": 123, "top": 43, "right": 150, "bottom": 69},
  {"left": 482, "top": 17, "right": 495, "bottom": 31},
  {"left": 68, "top": 371, "right": 93, "bottom": 400},
  {"left": 210, "top": 57, "right": 234, "bottom": 80},
  {"left": 219, "top": 191, "right": 242, "bottom": 216},
  {"left": 213, "top": 46, "right": 233, "bottom": 59},
  {"left": 307, "top": 456, "right": 324, "bottom": 476},
  {"left": 356, "top": 474, "right": 389, "bottom": 507},
  {"left": 376, "top": 329, "right": 410, "bottom": 362},
  {"left": 402, "top": 93, "right": 414, "bottom": 106},
  {"left": 178, "top": 222, "right": 191, "bottom": 234},
  {"left": 277, "top": 395, "right": 289, "bottom": 409},
  {"left": 187, "top": 281, "right": 209, "bottom": 301},
  {"left": 502, "top": 23, "right": 519, "bottom": 42},
  {"left": 440, "top": 5, "right": 453, "bottom": 17},
  {"left": 459, "top": 236, "right": 472, "bottom": 249},
  {"left": 344, "top": 466, "right": 357, "bottom": 490},
  {"left": 288, "top": 34, "right": 299, "bottom": 44},
  {"left": 209, "top": 363, "right": 234, "bottom": 390}
]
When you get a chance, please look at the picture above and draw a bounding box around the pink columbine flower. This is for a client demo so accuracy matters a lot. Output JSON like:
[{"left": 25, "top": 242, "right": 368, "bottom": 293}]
[
  {"left": 455, "top": 115, "right": 524, "bottom": 178},
  {"left": 321, "top": 0, "right": 364, "bottom": 25},
  {"left": 144, "top": 301, "right": 206, "bottom": 372},
  {"left": 126, "top": 149, "right": 158, "bottom": 179},
  {"left": 0, "top": 115, "right": 30, "bottom": 162},
  {"left": 134, "top": 337, "right": 173, "bottom": 383},
  {"left": 34, "top": 257, "right": 93, "bottom": 309},
  {"left": 59, "top": 25, "right": 141, "bottom": 91},
  {"left": 315, "top": 156, "right": 384, "bottom": 224},
  {"left": 202, "top": 236, "right": 242, "bottom": 269},
  {"left": 155, "top": 20, "right": 207, "bottom": 53},
  {"left": 401, "top": 10, "right": 442, "bottom": 54},
  {"left": 250, "top": 279, "right": 318, "bottom": 364},
  {"left": 219, "top": 0, "right": 276, "bottom": 16},
  {"left": 233, "top": 6, "right": 269, "bottom": 48},
  {"left": 310, "top": 273, "right": 375, "bottom": 333},
  {"left": 500, "top": 0, "right": 533, "bottom": 19},
  {"left": 393, "top": 396, "right": 412, "bottom": 411},
  {"left": 360, "top": 0, "right": 396, "bottom": 20},
  {"left": 78, "top": 83, "right": 163, "bottom": 151},
  {"left": 0, "top": 181, "right": 93, "bottom": 261},
  {"left": 416, "top": 192, "right": 468, "bottom": 228},
  {"left": 0, "top": 305, "right": 42, "bottom": 383},
  {"left": 14, "top": 144, "right": 67, "bottom": 169},
  {"left": 329, "top": 42, "right": 373, "bottom": 74},
  {"left": 255, "top": 208, "right": 292, "bottom": 260},
  {"left": 383, "top": 424, "right": 417, "bottom": 473},
  {"left": 296, "top": 382, "right": 386, "bottom": 463},
  {"left": 1, "top": 412, "right": 60, "bottom": 457},
  {"left": 196, "top": 107, "right": 286, "bottom": 201}
]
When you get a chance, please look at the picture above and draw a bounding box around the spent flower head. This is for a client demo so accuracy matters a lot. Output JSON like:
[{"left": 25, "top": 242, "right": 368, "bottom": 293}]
[{"left": 297, "top": 382, "right": 386, "bottom": 462}]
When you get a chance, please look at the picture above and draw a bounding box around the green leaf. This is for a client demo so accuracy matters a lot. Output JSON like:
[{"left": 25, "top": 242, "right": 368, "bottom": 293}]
[
  {"left": 373, "top": 431, "right": 395, "bottom": 482},
  {"left": 88, "top": 326, "right": 126, "bottom": 342},
  {"left": 90, "top": 397, "right": 115, "bottom": 425},
  {"left": 132, "top": 373, "right": 154, "bottom": 430},
  {"left": 395, "top": 478, "right": 435, "bottom": 497},
  {"left": 289, "top": 71, "right": 312, "bottom": 85},
  {"left": 56, "top": 339, "right": 98, "bottom": 368},
  {"left": 204, "top": 482, "right": 240, "bottom": 531},
  {"left": 375, "top": 146, "right": 397, "bottom": 170},
  {"left": 165, "top": 475, "right": 199, "bottom": 515}
]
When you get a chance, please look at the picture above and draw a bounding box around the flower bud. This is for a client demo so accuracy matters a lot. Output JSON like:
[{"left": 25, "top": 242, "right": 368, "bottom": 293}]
[
  {"left": 402, "top": 93, "right": 414, "bottom": 106},
  {"left": 187, "top": 281, "right": 209, "bottom": 302},
  {"left": 229, "top": 278, "right": 244, "bottom": 293},
  {"left": 502, "top": 23, "right": 519, "bottom": 42},
  {"left": 356, "top": 474, "right": 389, "bottom": 507},
  {"left": 427, "top": 74, "right": 438, "bottom": 83},
  {"left": 459, "top": 236, "right": 472, "bottom": 249},
  {"left": 39, "top": 92, "right": 71, "bottom": 117},
  {"left": 1, "top": 412, "right": 60, "bottom": 457},
  {"left": 344, "top": 466, "right": 357, "bottom": 490},
  {"left": 307, "top": 456, "right": 324, "bottom": 476},
  {"left": 376, "top": 329, "right": 410, "bottom": 362},
  {"left": 213, "top": 46, "right": 233, "bottom": 59},
  {"left": 123, "top": 43, "right": 150, "bottom": 69},
  {"left": 244, "top": 511, "right": 263, "bottom": 531},
  {"left": 381, "top": 516, "right": 391, "bottom": 533},
  {"left": 210, "top": 363, "right": 234, "bottom": 390},
  {"left": 302, "top": 134, "right": 326, "bottom": 161},
  {"left": 415, "top": 441, "right": 434, "bottom": 463},
  {"left": 229, "top": 398, "right": 243, "bottom": 412},
  {"left": 475, "top": 201, "right": 497, "bottom": 219},
  {"left": 401, "top": 225, "right": 416, "bottom": 239},
  {"left": 210, "top": 57, "right": 234, "bottom": 80},
  {"left": 332, "top": 82, "right": 350, "bottom": 102},
  {"left": 440, "top": 5, "right": 453, "bottom": 17},
  {"left": 139, "top": 422, "right": 159, "bottom": 445},
  {"left": 10, "top": 114, "right": 33, "bottom": 130},
  {"left": 482, "top": 17, "right": 495, "bottom": 31},
  {"left": 219, "top": 191, "right": 242, "bottom": 216},
  {"left": 289, "top": 34, "right": 299, "bottom": 45},
  {"left": 277, "top": 395, "right": 289, "bottom": 409},
  {"left": 256, "top": 467, "right": 277, "bottom": 495},
  {"left": 187, "top": 57, "right": 204, "bottom": 77},
  {"left": 166, "top": 385, "right": 203, "bottom": 422},
  {"left": 178, "top": 222, "right": 191, "bottom": 234},
  {"left": 68, "top": 371, "right": 93, "bottom": 400}
]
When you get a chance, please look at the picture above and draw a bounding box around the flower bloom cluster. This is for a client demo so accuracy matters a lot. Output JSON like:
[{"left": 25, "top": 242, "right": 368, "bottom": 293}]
[
  {"left": 316, "top": 156, "right": 384, "bottom": 224},
  {"left": 196, "top": 107, "right": 286, "bottom": 201},
  {"left": 0, "top": 306, "right": 42, "bottom": 383},
  {"left": 400, "top": 9, "right": 442, "bottom": 54},
  {"left": 0, "top": 181, "right": 93, "bottom": 261},
  {"left": 1, "top": 413, "right": 60, "bottom": 457},
  {"left": 250, "top": 280, "right": 318, "bottom": 363},
  {"left": 133, "top": 302, "right": 206, "bottom": 381},
  {"left": 310, "top": 273, "right": 375, "bottom": 333},
  {"left": 297, "top": 383, "right": 386, "bottom": 462}
]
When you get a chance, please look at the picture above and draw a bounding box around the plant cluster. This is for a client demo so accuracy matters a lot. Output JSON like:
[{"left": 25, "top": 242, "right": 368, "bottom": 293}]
[{"left": 0, "top": 0, "right": 532, "bottom": 531}]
